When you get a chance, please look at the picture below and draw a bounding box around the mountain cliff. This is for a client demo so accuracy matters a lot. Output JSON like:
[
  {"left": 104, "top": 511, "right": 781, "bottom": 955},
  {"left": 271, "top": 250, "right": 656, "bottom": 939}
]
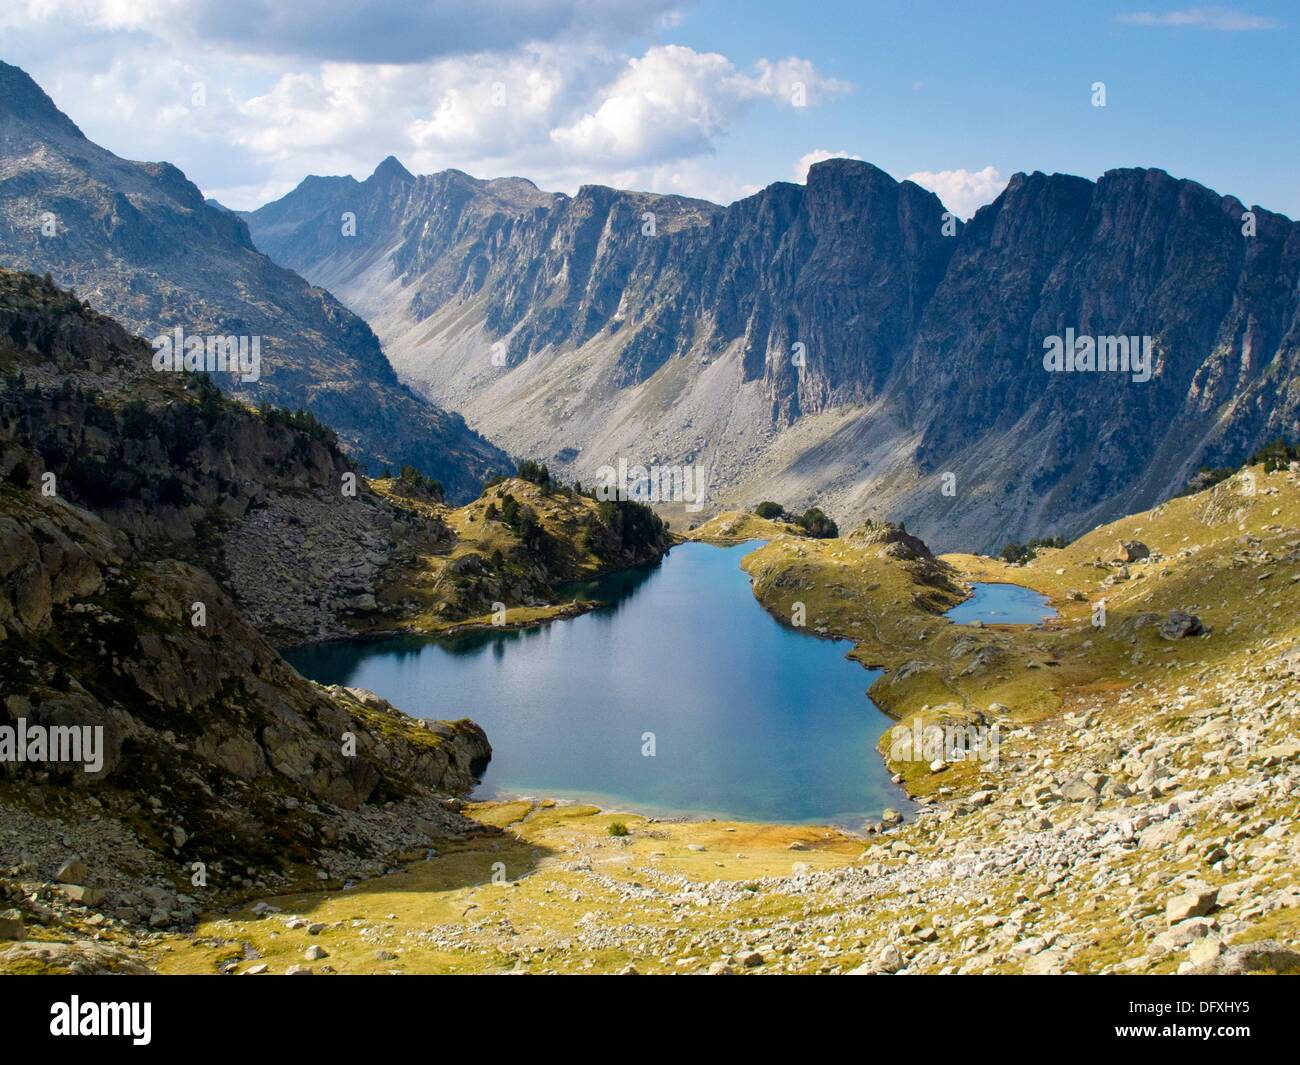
[
  {"left": 0, "top": 269, "right": 492, "bottom": 946},
  {"left": 246, "top": 154, "right": 1299, "bottom": 551},
  {"left": 0, "top": 61, "right": 510, "bottom": 501}
]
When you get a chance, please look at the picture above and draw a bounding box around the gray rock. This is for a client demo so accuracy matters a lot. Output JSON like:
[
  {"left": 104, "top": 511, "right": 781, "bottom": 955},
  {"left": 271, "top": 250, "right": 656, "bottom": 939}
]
[
  {"left": 55, "top": 858, "right": 87, "bottom": 885},
  {"left": 0, "top": 911, "right": 26, "bottom": 941},
  {"left": 1166, "top": 886, "right": 1218, "bottom": 924},
  {"left": 1159, "top": 610, "right": 1204, "bottom": 640},
  {"left": 1116, "top": 541, "right": 1150, "bottom": 563}
]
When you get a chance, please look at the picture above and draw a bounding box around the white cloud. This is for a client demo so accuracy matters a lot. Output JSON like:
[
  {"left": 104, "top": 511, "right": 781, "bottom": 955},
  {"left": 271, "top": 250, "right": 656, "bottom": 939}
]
[
  {"left": 793, "top": 149, "right": 862, "bottom": 183},
  {"left": 645, "top": 160, "right": 761, "bottom": 204},
  {"left": 904, "top": 165, "right": 1007, "bottom": 220},
  {"left": 550, "top": 46, "right": 849, "bottom": 166},
  {"left": 1117, "top": 7, "right": 1282, "bottom": 30},
  {"left": 3, "top": 4, "right": 850, "bottom": 209},
  {"left": 0, "top": 0, "right": 683, "bottom": 61}
]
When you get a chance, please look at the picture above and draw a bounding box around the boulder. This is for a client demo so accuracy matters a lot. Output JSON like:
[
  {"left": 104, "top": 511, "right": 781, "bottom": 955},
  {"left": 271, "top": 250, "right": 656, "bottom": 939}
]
[
  {"left": 1024, "top": 950, "right": 1064, "bottom": 975},
  {"left": 1060, "top": 776, "right": 1102, "bottom": 802},
  {"left": 1166, "top": 885, "right": 1218, "bottom": 924},
  {"left": 55, "top": 858, "right": 87, "bottom": 885},
  {"left": 1187, "top": 937, "right": 1223, "bottom": 967},
  {"left": 1159, "top": 610, "right": 1204, "bottom": 640},
  {"left": 57, "top": 885, "right": 105, "bottom": 906},
  {"left": 0, "top": 911, "right": 25, "bottom": 941},
  {"left": 1116, "top": 540, "right": 1150, "bottom": 563}
]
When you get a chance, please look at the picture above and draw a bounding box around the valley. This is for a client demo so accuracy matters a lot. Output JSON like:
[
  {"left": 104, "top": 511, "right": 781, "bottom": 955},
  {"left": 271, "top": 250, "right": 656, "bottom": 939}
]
[
  {"left": 0, "top": 47, "right": 1295, "bottom": 987},
  {"left": 148, "top": 462, "right": 1300, "bottom": 976},
  {"left": 4, "top": 285, "right": 1294, "bottom": 974}
]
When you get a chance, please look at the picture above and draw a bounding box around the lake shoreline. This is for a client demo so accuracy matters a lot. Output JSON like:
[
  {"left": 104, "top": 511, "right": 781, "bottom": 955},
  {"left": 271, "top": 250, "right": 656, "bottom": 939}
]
[{"left": 286, "top": 540, "right": 910, "bottom": 829}]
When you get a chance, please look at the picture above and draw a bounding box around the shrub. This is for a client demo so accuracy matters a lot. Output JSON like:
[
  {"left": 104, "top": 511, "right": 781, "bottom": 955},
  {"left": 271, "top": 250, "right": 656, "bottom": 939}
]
[
  {"left": 500, "top": 494, "right": 520, "bottom": 526},
  {"left": 796, "top": 507, "right": 838, "bottom": 539},
  {"left": 394, "top": 464, "right": 444, "bottom": 502},
  {"left": 754, "top": 500, "right": 784, "bottom": 519},
  {"left": 607, "top": 821, "right": 629, "bottom": 837},
  {"left": 517, "top": 459, "right": 551, "bottom": 486},
  {"left": 1248, "top": 437, "right": 1300, "bottom": 473},
  {"left": 1000, "top": 536, "right": 1066, "bottom": 564}
]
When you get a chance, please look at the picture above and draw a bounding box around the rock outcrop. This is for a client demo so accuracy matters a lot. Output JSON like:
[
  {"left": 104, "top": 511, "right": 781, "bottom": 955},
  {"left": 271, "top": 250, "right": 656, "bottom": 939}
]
[{"left": 0, "top": 270, "right": 491, "bottom": 935}]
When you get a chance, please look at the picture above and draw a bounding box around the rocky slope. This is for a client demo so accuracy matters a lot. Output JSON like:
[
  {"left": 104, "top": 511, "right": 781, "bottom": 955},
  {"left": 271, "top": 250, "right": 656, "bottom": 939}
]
[
  {"left": 224, "top": 470, "right": 674, "bottom": 642},
  {"left": 0, "top": 61, "right": 510, "bottom": 501},
  {"left": 0, "top": 269, "right": 493, "bottom": 969},
  {"left": 246, "top": 154, "right": 1299, "bottom": 552}
]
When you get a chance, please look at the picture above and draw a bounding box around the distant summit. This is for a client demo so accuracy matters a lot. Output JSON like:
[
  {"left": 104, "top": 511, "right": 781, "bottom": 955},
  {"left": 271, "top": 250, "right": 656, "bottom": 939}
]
[
  {"left": 0, "top": 59, "right": 84, "bottom": 139},
  {"left": 371, "top": 154, "right": 415, "bottom": 183}
]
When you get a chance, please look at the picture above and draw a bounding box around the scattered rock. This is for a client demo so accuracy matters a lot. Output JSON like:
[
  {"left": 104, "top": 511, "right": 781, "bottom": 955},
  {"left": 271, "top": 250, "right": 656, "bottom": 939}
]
[
  {"left": 55, "top": 858, "right": 88, "bottom": 885},
  {"left": 0, "top": 911, "right": 26, "bottom": 941},
  {"left": 1187, "top": 937, "right": 1223, "bottom": 967},
  {"left": 1116, "top": 541, "right": 1150, "bottom": 563},
  {"left": 1166, "top": 886, "right": 1218, "bottom": 924},
  {"left": 1159, "top": 610, "right": 1204, "bottom": 640}
]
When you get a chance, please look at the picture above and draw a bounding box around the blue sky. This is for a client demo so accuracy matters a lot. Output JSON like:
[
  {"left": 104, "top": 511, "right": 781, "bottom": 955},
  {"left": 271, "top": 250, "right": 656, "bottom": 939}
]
[
  {"left": 2, "top": 1, "right": 1296, "bottom": 217},
  {"left": 673, "top": 1, "right": 1300, "bottom": 216}
]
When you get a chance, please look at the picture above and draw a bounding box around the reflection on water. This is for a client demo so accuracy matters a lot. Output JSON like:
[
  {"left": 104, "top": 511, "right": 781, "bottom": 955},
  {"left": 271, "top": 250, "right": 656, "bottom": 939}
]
[{"left": 285, "top": 542, "right": 905, "bottom": 825}]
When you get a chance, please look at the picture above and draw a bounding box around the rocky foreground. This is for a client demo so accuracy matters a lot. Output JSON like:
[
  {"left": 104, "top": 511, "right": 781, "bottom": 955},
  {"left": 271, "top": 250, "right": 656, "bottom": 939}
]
[
  {"left": 143, "top": 465, "right": 1299, "bottom": 976},
  {"left": 0, "top": 272, "right": 495, "bottom": 972},
  {"left": 147, "top": 629, "right": 1296, "bottom": 976},
  {"left": 0, "top": 269, "right": 673, "bottom": 974}
]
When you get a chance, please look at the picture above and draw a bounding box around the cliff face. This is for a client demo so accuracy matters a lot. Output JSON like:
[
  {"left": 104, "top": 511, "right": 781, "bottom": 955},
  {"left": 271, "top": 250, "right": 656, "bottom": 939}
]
[
  {"left": 0, "top": 270, "right": 491, "bottom": 926},
  {"left": 247, "top": 153, "right": 1299, "bottom": 552},
  {"left": 900, "top": 168, "right": 1300, "bottom": 543},
  {"left": 0, "top": 62, "right": 510, "bottom": 501}
]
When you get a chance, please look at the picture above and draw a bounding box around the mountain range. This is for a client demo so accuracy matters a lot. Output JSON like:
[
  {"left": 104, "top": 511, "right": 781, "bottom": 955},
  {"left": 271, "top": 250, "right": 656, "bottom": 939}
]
[
  {"left": 1, "top": 57, "right": 1296, "bottom": 549},
  {"left": 0, "top": 62, "right": 509, "bottom": 501},
  {"left": 244, "top": 151, "right": 1300, "bottom": 551}
]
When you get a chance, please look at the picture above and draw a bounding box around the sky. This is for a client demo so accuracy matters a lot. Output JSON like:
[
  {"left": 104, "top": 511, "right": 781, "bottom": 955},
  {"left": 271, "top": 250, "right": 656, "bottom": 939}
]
[{"left": 2, "top": 1, "right": 1297, "bottom": 218}]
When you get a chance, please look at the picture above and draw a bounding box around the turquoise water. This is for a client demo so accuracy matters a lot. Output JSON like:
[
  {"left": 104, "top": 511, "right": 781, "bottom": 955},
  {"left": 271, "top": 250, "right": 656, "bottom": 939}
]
[
  {"left": 945, "top": 582, "right": 1056, "bottom": 625},
  {"left": 285, "top": 542, "right": 904, "bottom": 825}
]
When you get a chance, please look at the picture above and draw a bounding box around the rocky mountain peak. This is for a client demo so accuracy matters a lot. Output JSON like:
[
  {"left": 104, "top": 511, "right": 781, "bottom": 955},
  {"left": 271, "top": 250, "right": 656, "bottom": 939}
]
[
  {"left": 241, "top": 134, "right": 1298, "bottom": 552},
  {"left": 370, "top": 154, "right": 415, "bottom": 184},
  {"left": 0, "top": 59, "right": 84, "bottom": 140}
]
